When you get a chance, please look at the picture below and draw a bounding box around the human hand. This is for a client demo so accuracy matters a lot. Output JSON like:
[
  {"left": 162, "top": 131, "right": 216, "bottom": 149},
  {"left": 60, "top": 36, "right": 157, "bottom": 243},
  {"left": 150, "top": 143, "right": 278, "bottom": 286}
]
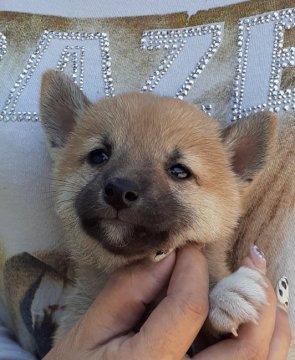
[
  {"left": 44, "top": 244, "right": 291, "bottom": 360},
  {"left": 194, "top": 245, "right": 292, "bottom": 360},
  {"left": 44, "top": 244, "right": 209, "bottom": 359}
]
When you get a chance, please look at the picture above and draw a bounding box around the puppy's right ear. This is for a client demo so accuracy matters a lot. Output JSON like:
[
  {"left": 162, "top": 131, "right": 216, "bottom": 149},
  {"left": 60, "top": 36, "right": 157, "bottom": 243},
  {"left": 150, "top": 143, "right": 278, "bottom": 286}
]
[{"left": 40, "top": 70, "right": 90, "bottom": 158}]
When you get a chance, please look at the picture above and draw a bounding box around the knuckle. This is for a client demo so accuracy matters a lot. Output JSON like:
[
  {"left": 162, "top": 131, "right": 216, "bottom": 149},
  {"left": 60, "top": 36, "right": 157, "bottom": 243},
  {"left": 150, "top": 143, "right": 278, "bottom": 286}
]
[
  {"left": 286, "top": 329, "right": 292, "bottom": 347},
  {"left": 282, "top": 315, "right": 292, "bottom": 344},
  {"left": 176, "top": 294, "right": 209, "bottom": 320},
  {"left": 287, "top": 321, "right": 292, "bottom": 343},
  {"left": 277, "top": 307, "right": 292, "bottom": 343},
  {"left": 237, "top": 341, "right": 266, "bottom": 360}
]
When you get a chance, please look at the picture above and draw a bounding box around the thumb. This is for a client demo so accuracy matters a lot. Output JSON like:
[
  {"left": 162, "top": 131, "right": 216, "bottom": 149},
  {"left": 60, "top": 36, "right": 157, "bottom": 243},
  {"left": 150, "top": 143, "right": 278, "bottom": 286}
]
[{"left": 75, "top": 251, "right": 176, "bottom": 348}]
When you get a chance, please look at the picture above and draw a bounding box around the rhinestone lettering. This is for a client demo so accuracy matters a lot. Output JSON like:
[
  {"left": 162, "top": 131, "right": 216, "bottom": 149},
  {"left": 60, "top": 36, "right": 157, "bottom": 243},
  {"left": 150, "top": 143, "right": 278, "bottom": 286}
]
[
  {"left": 0, "top": 33, "right": 7, "bottom": 61},
  {"left": 232, "top": 8, "right": 295, "bottom": 121},
  {"left": 141, "top": 24, "right": 223, "bottom": 100},
  {"left": 0, "top": 31, "right": 114, "bottom": 122}
]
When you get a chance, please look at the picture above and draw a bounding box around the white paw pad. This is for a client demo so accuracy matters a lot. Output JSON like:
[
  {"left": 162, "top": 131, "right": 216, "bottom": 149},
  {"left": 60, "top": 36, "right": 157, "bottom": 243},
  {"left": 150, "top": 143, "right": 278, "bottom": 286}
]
[{"left": 209, "top": 267, "right": 268, "bottom": 336}]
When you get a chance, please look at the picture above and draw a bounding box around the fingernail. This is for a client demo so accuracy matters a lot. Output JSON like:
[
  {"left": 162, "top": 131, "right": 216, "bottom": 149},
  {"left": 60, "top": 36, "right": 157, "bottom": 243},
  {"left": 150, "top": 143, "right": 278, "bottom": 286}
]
[
  {"left": 153, "top": 248, "right": 174, "bottom": 262},
  {"left": 250, "top": 245, "right": 266, "bottom": 271},
  {"left": 276, "top": 276, "right": 289, "bottom": 311}
]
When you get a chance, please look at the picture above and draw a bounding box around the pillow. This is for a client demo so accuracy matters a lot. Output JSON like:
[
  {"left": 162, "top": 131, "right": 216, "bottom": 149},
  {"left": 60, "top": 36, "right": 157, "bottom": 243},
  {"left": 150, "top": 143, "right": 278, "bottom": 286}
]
[{"left": 0, "top": 1, "right": 294, "bottom": 357}]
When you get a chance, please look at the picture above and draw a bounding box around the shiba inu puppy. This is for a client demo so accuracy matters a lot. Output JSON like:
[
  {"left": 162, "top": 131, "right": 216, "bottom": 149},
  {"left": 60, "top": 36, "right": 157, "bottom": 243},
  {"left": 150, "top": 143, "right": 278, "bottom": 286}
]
[{"left": 40, "top": 70, "right": 276, "bottom": 343}]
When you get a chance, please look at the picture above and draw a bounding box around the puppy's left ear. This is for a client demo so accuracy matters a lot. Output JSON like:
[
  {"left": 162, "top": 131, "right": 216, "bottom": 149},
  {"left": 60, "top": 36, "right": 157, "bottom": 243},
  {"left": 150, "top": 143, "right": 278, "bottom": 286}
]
[{"left": 222, "top": 112, "right": 277, "bottom": 182}]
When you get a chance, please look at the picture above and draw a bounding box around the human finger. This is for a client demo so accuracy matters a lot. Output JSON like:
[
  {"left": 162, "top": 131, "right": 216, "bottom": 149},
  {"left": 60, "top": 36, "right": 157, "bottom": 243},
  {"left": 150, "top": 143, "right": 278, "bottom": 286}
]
[
  {"left": 76, "top": 250, "right": 176, "bottom": 348},
  {"left": 268, "top": 277, "right": 291, "bottom": 360},
  {"left": 194, "top": 246, "right": 276, "bottom": 360},
  {"left": 242, "top": 244, "right": 267, "bottom": 274},
  {"left": 126, "top": 244, "right": 209, "bottom": 360}
]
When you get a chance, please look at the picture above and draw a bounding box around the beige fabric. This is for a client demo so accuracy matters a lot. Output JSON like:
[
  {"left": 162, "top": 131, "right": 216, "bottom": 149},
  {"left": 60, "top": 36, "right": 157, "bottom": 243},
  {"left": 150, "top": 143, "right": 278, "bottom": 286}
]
[{"left": 0, "top": 1, "right": 294, "bottom": 357}]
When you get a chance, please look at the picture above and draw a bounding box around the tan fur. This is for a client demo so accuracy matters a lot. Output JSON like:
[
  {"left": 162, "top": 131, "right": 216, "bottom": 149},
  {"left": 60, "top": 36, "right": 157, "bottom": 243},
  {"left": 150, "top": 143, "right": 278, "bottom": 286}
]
[
  {"left": 231, "top": 114, "right": 295, "bottom": 281},
  {"left": 54, "top": 94, "right": 240, "bottom": 274},
  {"left": 39, "top": 70, "right": 276, "bottom": 343}
]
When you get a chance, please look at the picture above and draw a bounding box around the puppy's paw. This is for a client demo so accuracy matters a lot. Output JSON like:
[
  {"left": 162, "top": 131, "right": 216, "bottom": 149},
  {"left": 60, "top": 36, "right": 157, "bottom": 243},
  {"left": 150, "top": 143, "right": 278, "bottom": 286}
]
[{"left": 209, "top": 267, "right": 268, "bottom": 336}]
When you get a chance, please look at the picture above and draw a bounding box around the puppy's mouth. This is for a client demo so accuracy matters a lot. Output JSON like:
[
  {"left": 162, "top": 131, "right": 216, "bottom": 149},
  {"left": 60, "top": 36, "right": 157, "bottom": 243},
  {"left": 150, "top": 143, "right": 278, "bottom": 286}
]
[
  {"left": 80, "top": 215, "right": 172, "bottom": 259},
  {"left": 81, "top": 214, "right": 139, "bottom": 232}
]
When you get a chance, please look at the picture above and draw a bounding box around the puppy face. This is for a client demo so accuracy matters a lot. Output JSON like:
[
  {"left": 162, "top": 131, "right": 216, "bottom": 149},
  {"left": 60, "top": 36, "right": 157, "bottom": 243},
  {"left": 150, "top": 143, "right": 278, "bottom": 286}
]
[{"left": 40, "top": 71, "right": 276, "bottom": 269}]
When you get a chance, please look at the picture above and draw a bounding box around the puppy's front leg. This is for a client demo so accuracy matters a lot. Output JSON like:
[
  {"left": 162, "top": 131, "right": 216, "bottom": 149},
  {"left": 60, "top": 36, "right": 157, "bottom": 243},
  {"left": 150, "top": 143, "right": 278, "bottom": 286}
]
[{"left": 208, "top": 267, "right": 268, "bottom": 336}]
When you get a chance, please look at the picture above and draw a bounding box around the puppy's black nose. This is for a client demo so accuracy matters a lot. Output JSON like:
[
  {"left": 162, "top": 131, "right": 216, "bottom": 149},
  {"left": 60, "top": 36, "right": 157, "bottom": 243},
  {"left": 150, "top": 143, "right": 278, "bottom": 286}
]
[{"left": 104, "top": 178, "right": 139, "bottom": 210}]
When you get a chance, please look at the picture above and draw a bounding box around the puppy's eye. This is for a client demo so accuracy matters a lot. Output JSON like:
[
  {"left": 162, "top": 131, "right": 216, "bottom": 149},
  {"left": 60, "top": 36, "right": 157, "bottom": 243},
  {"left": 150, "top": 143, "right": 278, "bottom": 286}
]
[
  {"left": 168, "top": 164, "right": 191, "bottom": 180},
  {"left": 88, "top": 149, "right": 109, "bottom": 165}
]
